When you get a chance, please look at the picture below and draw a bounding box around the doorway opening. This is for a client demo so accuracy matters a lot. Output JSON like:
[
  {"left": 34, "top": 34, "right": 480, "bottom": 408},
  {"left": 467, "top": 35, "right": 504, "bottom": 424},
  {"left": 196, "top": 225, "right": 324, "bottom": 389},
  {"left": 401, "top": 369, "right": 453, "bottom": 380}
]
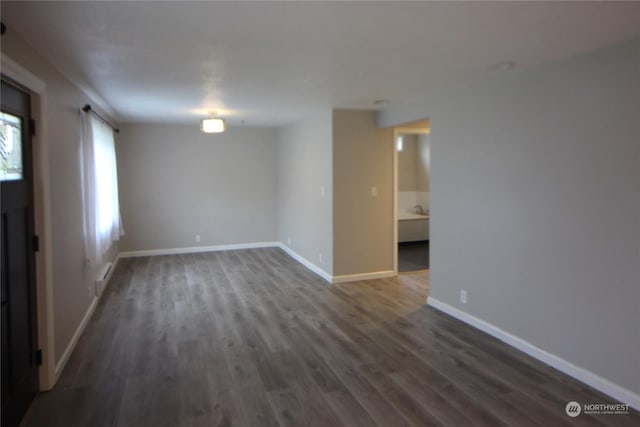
[{"left": 393, "top": 122, "right": 430, "bottom": 274}]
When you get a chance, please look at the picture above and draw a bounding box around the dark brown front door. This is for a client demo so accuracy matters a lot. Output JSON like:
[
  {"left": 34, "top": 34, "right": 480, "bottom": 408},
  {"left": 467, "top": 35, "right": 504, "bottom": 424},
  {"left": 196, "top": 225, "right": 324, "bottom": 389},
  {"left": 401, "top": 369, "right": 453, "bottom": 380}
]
[{"left": 1, "top": 77, "right": 39, "bottom": 427}]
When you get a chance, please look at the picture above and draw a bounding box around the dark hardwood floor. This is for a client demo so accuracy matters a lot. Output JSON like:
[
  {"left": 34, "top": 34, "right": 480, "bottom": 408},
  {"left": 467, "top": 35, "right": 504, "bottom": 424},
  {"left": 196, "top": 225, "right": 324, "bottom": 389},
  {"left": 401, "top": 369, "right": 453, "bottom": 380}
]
[{"left": 21, "top": 248, "right": 638, "bottom": 426}]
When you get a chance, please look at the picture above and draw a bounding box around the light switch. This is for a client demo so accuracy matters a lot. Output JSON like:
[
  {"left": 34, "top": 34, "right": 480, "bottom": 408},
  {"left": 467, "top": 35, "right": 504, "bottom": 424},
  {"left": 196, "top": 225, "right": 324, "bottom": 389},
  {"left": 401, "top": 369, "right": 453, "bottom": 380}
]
[
  {"left": 320, "top": 186, "right": 325, "bottom": 197},
  {"left": 370, "top": 186, "right": 378, "bottom": 197}
]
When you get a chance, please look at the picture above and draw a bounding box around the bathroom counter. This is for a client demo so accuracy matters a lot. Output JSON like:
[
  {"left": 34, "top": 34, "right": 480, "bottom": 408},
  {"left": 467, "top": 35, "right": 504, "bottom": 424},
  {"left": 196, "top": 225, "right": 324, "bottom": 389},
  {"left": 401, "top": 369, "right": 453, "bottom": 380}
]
[{"left": 398, "top": 212, "right": 429, "bottom": 221}]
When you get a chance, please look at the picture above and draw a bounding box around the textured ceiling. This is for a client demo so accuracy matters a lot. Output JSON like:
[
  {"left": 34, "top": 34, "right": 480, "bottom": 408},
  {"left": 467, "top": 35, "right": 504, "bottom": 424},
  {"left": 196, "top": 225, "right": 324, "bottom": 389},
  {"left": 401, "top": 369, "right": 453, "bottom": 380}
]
[{"left": 3, "top": 1, "right": 640, "bottom": 126}]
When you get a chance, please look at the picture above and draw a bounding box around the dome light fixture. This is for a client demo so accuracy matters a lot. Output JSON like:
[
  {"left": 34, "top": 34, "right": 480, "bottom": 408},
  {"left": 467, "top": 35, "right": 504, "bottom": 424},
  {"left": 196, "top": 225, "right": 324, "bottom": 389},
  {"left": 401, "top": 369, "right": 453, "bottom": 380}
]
[{"left": 200, "top": 113, "right": 226, "bottom": 133}]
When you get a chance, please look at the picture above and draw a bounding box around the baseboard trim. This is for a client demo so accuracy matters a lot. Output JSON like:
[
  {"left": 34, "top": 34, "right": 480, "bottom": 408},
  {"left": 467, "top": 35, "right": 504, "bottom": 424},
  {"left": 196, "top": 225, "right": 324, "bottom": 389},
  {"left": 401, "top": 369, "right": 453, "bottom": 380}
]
[
  {"left": 276, "top": 244, "right": 395, "bottom": 285},
  {"left": 118, "top": 241, "right": 334, "bottom": 283},
  {"left": 119, "top": 242, "right": 396, "bottom": 286},
  {"left": 332, "top": 270, "right": 395, "bottom": 284},
  {"left": 53, "top": 254, "right": 120, "bottom": 383},
  {"left": 277, "top": 244, "right": 332, "bottom": 283},
  {"left": 427, "top": 297, "right": 640, "bottom": 411},
  {"left": 53, "top": 295, "right": 98, "bottom": 382},
  {"left": 118, "top": 241, "right": 280, "bottom": 258}
]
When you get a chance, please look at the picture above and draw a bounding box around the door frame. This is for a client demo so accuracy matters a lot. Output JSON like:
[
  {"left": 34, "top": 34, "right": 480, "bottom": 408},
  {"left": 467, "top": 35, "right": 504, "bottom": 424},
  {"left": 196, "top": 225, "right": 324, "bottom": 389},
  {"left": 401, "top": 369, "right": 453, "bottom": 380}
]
[
  {"left": 392, "top": 127, "right": 431, "bottom": 275},
  {"left": 2, "top": 55, "right": 55, "bottom": 390}
]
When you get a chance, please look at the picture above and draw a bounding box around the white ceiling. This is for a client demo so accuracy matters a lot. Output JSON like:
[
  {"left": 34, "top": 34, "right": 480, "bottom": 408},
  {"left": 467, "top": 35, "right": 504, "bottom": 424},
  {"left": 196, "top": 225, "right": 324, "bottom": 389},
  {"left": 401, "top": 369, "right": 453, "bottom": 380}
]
[{"left": 3, "top": 1, "right": 640, "bottom": 126}]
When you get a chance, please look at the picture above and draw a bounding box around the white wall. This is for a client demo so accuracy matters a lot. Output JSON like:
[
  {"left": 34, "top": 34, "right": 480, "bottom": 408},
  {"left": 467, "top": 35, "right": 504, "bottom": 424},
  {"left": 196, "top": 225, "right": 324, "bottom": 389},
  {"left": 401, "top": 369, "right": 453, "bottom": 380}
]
[
  {"left": 277, "top": 112, "right": 333, "bottom": 275},
  {"left": 333, "top": 110, "right": 394, "bottom": 277},
  {"left": 380, "top": 38, "right": 640, "bottom": 402},
  {"left": 116, "top": 123, "right": 278, "bottom": 252},
  {"left": 1, "top": 28, "right": 119, "bottom": 375}
]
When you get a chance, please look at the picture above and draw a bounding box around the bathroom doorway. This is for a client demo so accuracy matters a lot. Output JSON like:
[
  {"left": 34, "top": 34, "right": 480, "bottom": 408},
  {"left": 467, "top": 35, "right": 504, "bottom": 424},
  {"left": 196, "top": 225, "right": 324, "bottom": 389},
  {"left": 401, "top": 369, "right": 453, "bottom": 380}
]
[{"left": 393, "top": 124, "right": 430, "bottom": 273}]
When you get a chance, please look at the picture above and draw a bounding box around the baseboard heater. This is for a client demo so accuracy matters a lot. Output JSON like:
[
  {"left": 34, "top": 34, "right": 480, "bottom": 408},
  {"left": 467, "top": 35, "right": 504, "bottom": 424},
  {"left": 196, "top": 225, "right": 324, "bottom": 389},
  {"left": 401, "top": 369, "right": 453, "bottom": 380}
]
[{"left": 94, "top": 262, "right": 113, "bottom": 297}]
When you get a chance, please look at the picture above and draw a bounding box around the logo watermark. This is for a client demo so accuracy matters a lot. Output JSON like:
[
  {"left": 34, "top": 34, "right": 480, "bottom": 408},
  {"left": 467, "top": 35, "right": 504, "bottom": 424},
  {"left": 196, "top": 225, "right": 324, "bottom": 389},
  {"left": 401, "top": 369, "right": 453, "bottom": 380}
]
[
  {"left": 565, "top": 401, "right": 581, "bottom": 417},
  {"left": 565, "top": 401, "right": 630, "bottom": 417}
]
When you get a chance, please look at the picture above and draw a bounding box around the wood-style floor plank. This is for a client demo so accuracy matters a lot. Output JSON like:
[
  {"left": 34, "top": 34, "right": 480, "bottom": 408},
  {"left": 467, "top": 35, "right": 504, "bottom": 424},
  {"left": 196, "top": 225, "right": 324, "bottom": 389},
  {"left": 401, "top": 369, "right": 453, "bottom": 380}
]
[{"left": 20, "top": 248, "right": 639, "bottom": 427}]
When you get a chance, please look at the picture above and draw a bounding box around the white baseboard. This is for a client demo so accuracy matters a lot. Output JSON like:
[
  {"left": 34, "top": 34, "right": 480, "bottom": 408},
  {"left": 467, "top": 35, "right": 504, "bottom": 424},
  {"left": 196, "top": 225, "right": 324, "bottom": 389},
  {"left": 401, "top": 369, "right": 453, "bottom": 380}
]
[
  {"left": 120, "top": 242, "right": 394, "bottom": 287},
  {"left": 118, "top": 241, "right": 279, "bottom": 258},
  {"left": 276, "top": 244, "right": 395, "bottom": 285},
  {"left": 118, "top": 240, "right": 333, "bottom": 283},
  {"left": 277, "top": 244, "right": 332, "bottom": 283},
  {"left": 53, "top": 255, "right": 120, "bottom": 382},
  {"left": 54, "top": 295, "right": 98, "bottom": 381},
  {"left": 332, "top": 270, "right": 395, "bottom": 284},
  {"left": 427, "top": 297, "right": 640, "bottom": 411}
]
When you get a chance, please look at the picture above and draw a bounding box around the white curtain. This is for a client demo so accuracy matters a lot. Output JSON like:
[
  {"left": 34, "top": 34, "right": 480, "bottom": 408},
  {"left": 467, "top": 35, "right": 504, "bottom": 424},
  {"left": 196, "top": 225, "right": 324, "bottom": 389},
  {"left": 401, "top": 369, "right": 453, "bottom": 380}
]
[{"left": 81, "top": 112, "right": 123, "bottom": 265}]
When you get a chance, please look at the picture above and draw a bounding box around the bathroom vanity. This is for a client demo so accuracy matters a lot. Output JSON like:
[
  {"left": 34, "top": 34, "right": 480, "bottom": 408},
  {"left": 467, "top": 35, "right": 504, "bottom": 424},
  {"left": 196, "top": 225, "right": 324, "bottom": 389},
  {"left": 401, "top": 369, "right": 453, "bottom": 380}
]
[{"left": 398, "top": 212, "right": 429, "bottom": 242}]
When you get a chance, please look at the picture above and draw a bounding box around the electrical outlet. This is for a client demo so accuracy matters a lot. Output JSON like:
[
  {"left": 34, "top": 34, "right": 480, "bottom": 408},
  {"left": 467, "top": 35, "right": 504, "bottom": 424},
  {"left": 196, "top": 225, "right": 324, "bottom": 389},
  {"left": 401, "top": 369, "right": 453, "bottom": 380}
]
[
  {"left": 320, "top": 186, "right": 325, "bottom": 197},
  {"left": 195, "top": 234, "right": 201, "bottom": 243},
  {"left": 460, "top": 290, "right": 468, "bottom": 304},
  {"left": 370, "top": 186, "right": 378, "bottom": 197},
  {"left": 287, "top": 236, "right": 292, "bottom": 245},
  {"left": 319, "top": 253, "right": 323, "bottom": 264}
]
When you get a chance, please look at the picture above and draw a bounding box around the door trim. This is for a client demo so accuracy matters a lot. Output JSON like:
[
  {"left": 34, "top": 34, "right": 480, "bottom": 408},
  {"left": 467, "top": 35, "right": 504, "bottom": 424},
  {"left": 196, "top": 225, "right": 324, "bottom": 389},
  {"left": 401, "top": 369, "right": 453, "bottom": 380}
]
[{"left": 2, "top": 55, "right": 55, "bottom": 390}]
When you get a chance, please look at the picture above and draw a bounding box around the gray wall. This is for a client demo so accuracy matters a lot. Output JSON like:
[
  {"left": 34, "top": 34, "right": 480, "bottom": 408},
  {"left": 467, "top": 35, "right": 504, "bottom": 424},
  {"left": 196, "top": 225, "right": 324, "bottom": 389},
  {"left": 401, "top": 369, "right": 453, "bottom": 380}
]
[
  {"left": 333, "top": 110, "right": 394, "bottom": 276},
  {"left": 1, "top": 30, "right": 118, "bottom": 365},
  {"left": 277, "top": 112, "right": 333, "bottom": 274},
  {"left": 380, "top": 39, "right": 640, "bottom": 395},
  {"left": 116, "top": 123, "right": 278, "bottom": 252}
]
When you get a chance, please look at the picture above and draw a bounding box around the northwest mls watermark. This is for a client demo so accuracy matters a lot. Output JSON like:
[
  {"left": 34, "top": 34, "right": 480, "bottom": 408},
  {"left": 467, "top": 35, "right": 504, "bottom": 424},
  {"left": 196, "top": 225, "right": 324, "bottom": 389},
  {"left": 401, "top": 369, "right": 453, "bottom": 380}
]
[{"left": 565, "top": 401, "right": 630, "bottom": 417}]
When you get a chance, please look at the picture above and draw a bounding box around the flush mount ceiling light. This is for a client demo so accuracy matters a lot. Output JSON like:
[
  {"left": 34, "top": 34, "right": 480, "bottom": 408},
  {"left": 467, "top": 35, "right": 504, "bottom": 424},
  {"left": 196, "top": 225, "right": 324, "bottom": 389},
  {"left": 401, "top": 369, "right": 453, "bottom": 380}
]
[{"left": 200, "top": 114, "right": 226, "bottom": 133}]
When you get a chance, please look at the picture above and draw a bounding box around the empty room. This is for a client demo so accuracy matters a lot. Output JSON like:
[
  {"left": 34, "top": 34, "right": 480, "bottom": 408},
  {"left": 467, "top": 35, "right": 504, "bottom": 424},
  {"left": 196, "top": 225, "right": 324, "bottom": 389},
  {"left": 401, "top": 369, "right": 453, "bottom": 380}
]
[{"left": 1, "top": 2, "right": 639, "bottom": 426}]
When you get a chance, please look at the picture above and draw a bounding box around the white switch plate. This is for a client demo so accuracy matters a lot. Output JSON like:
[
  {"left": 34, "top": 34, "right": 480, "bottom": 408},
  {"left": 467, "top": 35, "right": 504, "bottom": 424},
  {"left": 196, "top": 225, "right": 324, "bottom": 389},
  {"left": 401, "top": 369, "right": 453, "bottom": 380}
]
[
  {"left": 195, "top": 234, "right": 201, "bottom": 243},
  {"left": 370, "top": 186, "right": 378, "bottom": 197},
  {"left": 320, "top": 186, "right": 325, "bottom": 197}
]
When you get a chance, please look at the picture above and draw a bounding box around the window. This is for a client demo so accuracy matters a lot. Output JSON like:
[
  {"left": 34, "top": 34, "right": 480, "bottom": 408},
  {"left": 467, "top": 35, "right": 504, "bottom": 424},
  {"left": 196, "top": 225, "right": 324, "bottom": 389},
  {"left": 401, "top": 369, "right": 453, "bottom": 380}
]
[
  {"left": 81, "top": 113, "right": 123, "bottom": 264},
  {"left": 0, "top": 112, "right": 23, "bottom": 181}
]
